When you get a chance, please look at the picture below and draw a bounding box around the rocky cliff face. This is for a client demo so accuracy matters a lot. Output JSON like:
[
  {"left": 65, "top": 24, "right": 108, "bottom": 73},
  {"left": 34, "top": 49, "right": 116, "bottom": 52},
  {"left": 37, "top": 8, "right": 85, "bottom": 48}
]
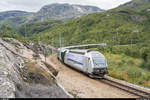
[
  {"left": 36, "top": 3, "right": 104, "bottom": 20},
  {"left": 0, "top": 38, "right": 69, "bottom": 98}
]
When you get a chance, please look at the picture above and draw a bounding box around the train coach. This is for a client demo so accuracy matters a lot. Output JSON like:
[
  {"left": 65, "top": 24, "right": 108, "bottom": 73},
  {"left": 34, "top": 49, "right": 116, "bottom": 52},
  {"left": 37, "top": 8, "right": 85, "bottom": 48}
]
[{"left": 58, "top": 48, "right": 108, "bottom": 78}]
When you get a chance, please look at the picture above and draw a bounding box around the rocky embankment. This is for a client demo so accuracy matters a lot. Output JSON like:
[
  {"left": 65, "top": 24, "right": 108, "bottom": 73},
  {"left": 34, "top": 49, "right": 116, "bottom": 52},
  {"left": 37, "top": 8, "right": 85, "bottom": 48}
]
[{"left": 0, "top": 38, "right": 69, "bottom": 98}]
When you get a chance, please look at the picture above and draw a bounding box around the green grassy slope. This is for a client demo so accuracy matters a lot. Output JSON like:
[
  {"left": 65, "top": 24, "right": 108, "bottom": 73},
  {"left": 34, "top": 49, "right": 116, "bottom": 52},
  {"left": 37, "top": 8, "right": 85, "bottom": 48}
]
[{"left": 105, "top": 53, "right": 150, "bottom": 87}]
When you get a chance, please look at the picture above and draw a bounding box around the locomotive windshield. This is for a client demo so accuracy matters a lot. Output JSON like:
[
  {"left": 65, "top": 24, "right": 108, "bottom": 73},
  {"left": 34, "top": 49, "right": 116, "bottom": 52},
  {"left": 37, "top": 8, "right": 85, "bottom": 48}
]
[{"left": 92, "top": 57, "right": 106, "bottom": 66}]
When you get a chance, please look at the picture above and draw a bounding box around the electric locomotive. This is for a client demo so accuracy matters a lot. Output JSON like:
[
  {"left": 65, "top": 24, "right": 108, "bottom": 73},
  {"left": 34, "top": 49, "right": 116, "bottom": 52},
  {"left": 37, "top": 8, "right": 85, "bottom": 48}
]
[{"left": 58, "top": 48, "right": 108, "bottom": 78}]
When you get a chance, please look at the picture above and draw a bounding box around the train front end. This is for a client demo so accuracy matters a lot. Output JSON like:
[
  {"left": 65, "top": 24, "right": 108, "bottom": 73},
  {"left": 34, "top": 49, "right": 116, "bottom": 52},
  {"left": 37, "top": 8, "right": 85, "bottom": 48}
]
[{"left": 90, "top": 51, "right": 108, "bottom": 77}]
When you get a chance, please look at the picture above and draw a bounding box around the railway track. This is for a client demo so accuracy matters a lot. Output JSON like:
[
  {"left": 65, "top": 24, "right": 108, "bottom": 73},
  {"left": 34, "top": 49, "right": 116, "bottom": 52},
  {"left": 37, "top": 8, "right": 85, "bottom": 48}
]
[{"left": 100, "top": 77, "right": 150, "bottom": 98}]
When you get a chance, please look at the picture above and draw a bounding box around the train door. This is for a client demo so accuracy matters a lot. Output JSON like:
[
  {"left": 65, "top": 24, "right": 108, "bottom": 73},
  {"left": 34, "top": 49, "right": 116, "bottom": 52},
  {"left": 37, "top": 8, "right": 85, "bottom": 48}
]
[{"left": 61, "top": 51, "right": 66, "bottom": 62}]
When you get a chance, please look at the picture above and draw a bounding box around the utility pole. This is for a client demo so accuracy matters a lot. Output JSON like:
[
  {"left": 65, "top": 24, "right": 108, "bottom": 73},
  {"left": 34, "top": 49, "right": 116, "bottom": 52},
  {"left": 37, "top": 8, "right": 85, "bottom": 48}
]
[
  {"left": 117, "top": 31, "right": 119, "bottom": 45},
  {"left": 24, "top": 24, "right": 27, "bottom": 37},
  {"left": 116, "top": 28, "right": 120, "bottom": 45},
  {"left": 59, "top": 33, "right": 62, "bottom": 48},
  {"left": 112, "top": 36, "right": 115, "bottom": 46},
  {"left": 52, "top": 38, "right": 54, "bottom": 54}
]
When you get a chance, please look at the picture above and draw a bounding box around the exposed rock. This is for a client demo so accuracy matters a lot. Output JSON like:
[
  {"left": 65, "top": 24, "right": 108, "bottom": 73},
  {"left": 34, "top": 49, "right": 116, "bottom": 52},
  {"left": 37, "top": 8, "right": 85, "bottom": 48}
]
[
  {"left": 24, "top": 42, "right": 53, "bottom": 56},
  {"left": 0, "top": 38, "right": 70, "bottom": 98},
  {"left": 37, "top": 3, "right": 104, "bottom": 20},
  {"left": 130, "top": 15, "right": 147, "bottom": 22}
]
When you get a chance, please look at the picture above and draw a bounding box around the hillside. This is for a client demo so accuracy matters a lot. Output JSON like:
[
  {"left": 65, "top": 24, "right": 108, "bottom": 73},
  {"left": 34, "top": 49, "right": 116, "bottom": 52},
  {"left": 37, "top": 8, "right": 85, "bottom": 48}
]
[
  {"left": 118, "top": 0, "right": 150, "bottom": 10},
  {"left": 30, "top": 8, "right": 150, "bottom": 46},
  {"left": 27, "top": 0, "right": 150, "bottom": 87},
  {"left": 0, "top": 11, "right": 31, "bottom": 31},
  {"left": 0, "top": 10, "right": 30, "bottom": 20},
  {"left": 18, "top": 19, "right": 63, "bottom": 36},
  {"left": 0, "top": 3, "right": 104, "bottom": 32},
  {"left": 27, "top": 0, "right": 150, "bottom": 45},
  {"left": 35, "top": 3, "right": 104, "bottom": 20},
  {"left": 1, "top": 0, "right": 150, "bottom": 88},
  {"left": 27, "top": 3, "right": 104, "bottom": 22}
]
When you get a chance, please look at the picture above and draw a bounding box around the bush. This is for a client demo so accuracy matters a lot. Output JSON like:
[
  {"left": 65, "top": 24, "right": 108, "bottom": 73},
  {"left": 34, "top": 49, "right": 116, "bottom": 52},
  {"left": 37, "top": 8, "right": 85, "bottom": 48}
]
[
  {"left": 139, "top": 47, "right": 150, "bottom": 70},
  {"left": 127, "top": 68, "right": 142, "bottom": 79}
]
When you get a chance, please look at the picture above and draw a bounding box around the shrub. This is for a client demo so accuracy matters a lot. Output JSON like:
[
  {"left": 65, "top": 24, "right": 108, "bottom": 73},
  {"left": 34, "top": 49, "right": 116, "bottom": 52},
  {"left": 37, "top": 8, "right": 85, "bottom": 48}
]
[{"left": 127, "top": 68, "right": 142, "bottom": 79}]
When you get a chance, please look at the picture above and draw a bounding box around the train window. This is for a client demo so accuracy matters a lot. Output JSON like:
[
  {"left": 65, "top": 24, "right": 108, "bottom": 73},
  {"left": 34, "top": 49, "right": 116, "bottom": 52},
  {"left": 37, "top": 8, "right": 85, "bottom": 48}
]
[
  {"left": 93, "top": 57, "right": 106, "bottom": 66},
  {"left": 69, "top": 51, "right": 85, "bottom": 55}
]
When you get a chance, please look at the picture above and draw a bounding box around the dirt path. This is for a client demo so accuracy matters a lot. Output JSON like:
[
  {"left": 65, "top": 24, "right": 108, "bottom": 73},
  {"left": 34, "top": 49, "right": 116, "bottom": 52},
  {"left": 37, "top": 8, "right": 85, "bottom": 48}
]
[{"left": 47, "top": 55, "right": 138, "bottom": 98}]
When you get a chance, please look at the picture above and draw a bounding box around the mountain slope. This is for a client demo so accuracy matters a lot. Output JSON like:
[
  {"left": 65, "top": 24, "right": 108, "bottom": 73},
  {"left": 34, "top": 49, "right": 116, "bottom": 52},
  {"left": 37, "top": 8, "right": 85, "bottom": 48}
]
[
  {"left": 0, "top": 10, "right": 32, "bottom": 31},
  {"left": 18, "top": 19, "right": 63, "bottom": 36},
  {"left": 34, "top": 3, "right": 104, "bottom": 20},
  {"left": 116, "top": 0, "right": 150, "bottom": 12},
  {"left": 0, "top": 10, "right": 30, "bottom": 20},
  {"left": 30, "top": 10, "right": 149, "bottom": 46},
  {"left": 29, "top": 0, "right": 150, "bottom": 46},
  {"left": 27, "top": 3, "right": 104, "bottom": 22},
  {"left": 0, "top": 3, "right": 104, "bottom": 31}
]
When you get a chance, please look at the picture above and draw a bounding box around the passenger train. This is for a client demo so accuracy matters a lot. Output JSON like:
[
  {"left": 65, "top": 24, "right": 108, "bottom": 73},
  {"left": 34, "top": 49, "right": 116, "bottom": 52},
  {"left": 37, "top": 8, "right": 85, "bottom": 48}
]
[{"left": 57, "top": 48, "right": 108, "bottom": 78}]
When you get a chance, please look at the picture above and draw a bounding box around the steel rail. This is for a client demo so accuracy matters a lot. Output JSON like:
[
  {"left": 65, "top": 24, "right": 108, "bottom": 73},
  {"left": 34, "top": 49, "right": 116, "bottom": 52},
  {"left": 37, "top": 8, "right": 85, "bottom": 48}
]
[{"left": 100, "top": 77, "right": 150, "bottom": 98}]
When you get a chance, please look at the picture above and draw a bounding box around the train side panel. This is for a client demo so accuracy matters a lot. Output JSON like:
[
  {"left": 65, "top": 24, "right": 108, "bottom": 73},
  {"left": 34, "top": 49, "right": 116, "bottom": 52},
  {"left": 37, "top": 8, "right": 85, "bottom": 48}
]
[
  {"left": 64, "top": 52, "right": 85, "bottom": 72},
  {"left": 58, "top": 49, "right": 108, "bottom": 78}
]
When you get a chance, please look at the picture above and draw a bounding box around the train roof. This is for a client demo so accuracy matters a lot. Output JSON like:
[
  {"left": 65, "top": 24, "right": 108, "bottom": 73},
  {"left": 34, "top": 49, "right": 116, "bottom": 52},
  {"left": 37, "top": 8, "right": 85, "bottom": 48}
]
[
  {"left": 69, "top": 49, "right": 101, "bottom": 53},
  {"left": 69, "top": 49, "right": 93, "bottom": 52},
  {"left": 69, "top": 49, "right": 105, "bottom": 57}
]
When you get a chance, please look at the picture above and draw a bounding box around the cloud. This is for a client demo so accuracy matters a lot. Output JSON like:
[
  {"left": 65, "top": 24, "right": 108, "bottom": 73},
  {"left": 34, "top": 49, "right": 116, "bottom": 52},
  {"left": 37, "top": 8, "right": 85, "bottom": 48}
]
[{"left": 0, "top": 0, "right": 132, "bottom": 12}]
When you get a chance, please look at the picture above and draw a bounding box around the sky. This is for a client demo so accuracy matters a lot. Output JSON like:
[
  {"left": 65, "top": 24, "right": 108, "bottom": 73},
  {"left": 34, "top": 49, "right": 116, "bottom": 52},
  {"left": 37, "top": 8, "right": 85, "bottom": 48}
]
[{"left": 0, "top": 0, "right": 132, "bottom": 12}]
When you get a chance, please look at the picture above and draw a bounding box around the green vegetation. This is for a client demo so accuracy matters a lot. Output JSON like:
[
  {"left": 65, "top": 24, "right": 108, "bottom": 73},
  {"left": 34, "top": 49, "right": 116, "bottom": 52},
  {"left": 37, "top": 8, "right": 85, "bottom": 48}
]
[
  {"left": 19, "top": 19, "right": 62, "bottom": 37},
  {"left": 0, "top": 16, "right": 27, "bottom": 32},
  {"left": 97, "top": 45, "right": 150, "bottom": 87},
  {"left": 98, "top": 45, "right": 150, "bottom": 71},
  {"left": 0, "top": 25, "right": 26, "bottom": 43},
  {"left": 104, "top": 53, "right": 150, "bottom": 87},
  {"left": 29, "top": 9, "right": 150, "bottom": 47}
]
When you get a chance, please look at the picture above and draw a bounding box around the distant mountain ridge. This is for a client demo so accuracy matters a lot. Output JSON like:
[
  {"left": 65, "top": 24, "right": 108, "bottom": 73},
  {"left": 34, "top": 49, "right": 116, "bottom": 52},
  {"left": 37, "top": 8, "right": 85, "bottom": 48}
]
[
  {"left": 36, "top": 3, "right": 104, "bottom": 19},
  {"left": 0, "top": 10, "right": 31, "bottom": 20},
  {"left": 0, "top": 3, "right": 104, "bottom": 31}
]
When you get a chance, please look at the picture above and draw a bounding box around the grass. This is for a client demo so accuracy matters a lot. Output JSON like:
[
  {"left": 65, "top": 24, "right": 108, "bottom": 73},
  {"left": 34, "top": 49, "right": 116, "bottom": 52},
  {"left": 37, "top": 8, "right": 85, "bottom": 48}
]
[{"left": 105, "top": 53, "right": 150, "bottom": 87}]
